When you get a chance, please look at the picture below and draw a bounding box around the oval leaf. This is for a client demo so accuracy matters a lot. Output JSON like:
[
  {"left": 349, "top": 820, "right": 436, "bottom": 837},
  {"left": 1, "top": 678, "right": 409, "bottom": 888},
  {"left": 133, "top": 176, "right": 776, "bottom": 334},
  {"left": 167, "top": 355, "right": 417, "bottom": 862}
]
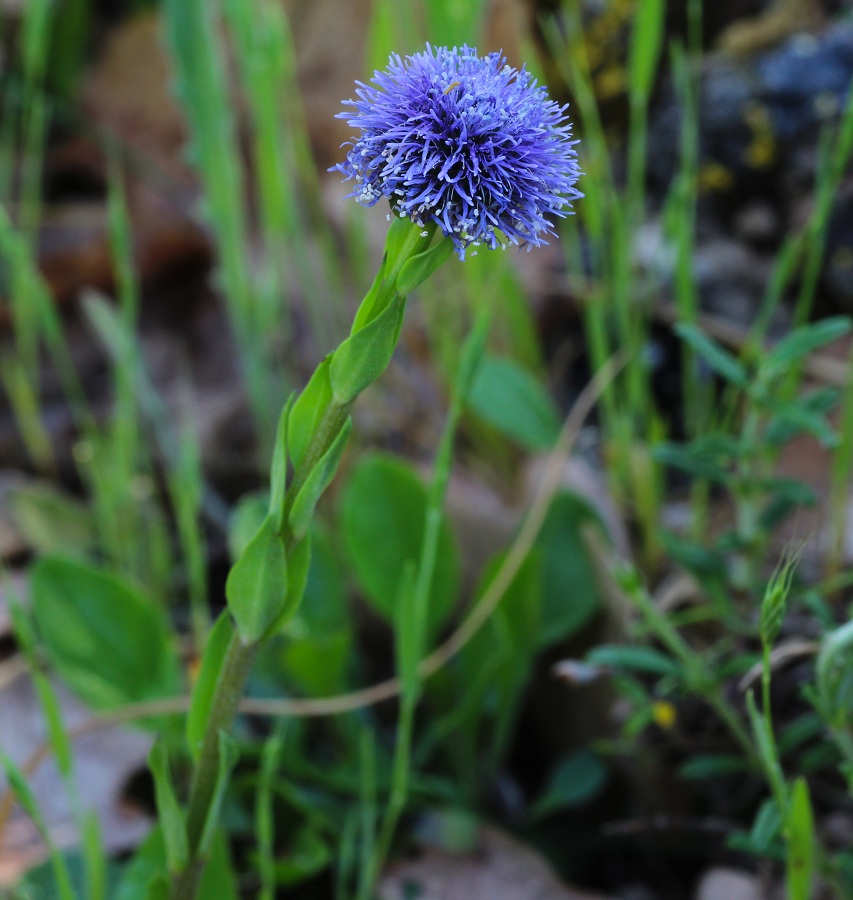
[
  {"left": 467, "top": 354, "right": 561, "bottom": 451},
  {"left": 31, "top": 557, "right": 181, "bottom": 711},
  {"left": 340, "top": 453, "right": 459, "bottom": 637}
]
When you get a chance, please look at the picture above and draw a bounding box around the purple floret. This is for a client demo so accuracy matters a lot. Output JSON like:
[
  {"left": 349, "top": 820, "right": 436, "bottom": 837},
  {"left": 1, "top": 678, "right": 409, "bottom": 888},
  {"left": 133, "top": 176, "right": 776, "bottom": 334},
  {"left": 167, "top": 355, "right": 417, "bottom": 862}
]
[{"left": 333, "top": 44, "right": 582, "bottom": 260}]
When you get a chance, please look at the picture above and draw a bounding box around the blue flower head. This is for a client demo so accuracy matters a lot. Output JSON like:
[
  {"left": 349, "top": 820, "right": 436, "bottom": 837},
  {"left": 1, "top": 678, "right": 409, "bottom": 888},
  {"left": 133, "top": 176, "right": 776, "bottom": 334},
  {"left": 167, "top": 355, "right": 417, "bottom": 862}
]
[{"left": 334, "top": 45, "right": 582, "bottom": 260}]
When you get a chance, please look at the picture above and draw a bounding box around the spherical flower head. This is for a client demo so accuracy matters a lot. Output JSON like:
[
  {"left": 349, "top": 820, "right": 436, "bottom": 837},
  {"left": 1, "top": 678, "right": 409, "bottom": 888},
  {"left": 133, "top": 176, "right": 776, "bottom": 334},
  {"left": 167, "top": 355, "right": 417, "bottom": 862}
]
[{"left": 333, "top": 44, "right": 582, "bottom": 260}]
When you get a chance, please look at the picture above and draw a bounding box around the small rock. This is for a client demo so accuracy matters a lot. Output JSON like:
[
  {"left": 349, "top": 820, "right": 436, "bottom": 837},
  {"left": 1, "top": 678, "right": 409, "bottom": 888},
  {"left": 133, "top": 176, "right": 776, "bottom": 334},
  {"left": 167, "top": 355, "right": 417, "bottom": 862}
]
[
  {"left": 379, "top": 824, "right": 611, "bottom": 900},
  {"left": 694, "top": 867, "right": 763, "bottom": 900},
  {"left": 733, "top": 201, "right": 781, "bottom": 247}
]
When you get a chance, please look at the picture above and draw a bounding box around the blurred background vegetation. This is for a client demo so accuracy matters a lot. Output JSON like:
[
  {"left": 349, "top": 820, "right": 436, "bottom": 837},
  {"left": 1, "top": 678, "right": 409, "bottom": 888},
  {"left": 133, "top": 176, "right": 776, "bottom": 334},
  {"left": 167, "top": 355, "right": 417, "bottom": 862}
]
[{"left": 1, "top": 0, "right": 853, "bottom": 897}]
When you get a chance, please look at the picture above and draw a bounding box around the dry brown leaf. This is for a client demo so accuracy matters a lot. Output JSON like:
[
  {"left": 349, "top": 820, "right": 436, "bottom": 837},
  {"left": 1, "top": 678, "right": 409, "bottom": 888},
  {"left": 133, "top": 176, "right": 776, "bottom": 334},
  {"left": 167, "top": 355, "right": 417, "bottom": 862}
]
[{"left": 0, "top": 674, "right": 152, "bottom": 886}]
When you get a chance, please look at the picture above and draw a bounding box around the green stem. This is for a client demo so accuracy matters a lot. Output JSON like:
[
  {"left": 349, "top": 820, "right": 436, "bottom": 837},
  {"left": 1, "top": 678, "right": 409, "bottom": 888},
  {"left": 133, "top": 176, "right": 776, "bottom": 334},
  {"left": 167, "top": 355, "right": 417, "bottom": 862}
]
[
  {"left": 170, "top": 219, "right": 446, "bottom": 900},
  {"left": 366, "top": 305, "right": 491, "bottom": 890},
  {"left": 169, "top": 630, "right": 258, "bottom": 900},
  {"left": 620, "top": 564, "right": 756, "bottom": 759}
]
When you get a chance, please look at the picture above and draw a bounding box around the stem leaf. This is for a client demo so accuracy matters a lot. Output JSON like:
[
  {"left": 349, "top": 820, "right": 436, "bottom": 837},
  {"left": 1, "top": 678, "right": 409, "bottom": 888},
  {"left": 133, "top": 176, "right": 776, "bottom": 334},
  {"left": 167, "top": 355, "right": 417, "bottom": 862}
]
[{"left": 225, "top": 514, "right": 288, "bottom": 642}]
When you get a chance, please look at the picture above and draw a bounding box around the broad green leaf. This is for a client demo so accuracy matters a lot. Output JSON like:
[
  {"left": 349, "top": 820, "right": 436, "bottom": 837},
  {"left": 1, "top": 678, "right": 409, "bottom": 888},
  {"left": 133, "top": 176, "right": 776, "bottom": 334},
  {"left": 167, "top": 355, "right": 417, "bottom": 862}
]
[
  {"left": 340, "top": 453, "right": 459, "bottom": 637},
  {"left": 587, "top": 644, "right": 680, "bottom": 676},
  {"left": 225, "top": 515, "right": 288, "bottom": 642},
  {"left": 187, "top": 611, "right": 235, "bottom": 759},
  {"left": 467, "top": 354, "right": 561, "bottom": 451},
  {"left": 528, "top": 750, "right": 608, "bottom": 820},
  {"left": 785, "top": 777, "right": 815, "bottom": 900},
  {"left": 282, "top": 632, "right": 351, "bottom": 697},
  {"left": 329, "top": 293, "right": 406, "bottom": 404},
  {"left": 147, "top": 742, "right": 188, "bottom": 874},
  {"left": 534, "top": 491, "right": 606, "bottom": 645},
  {"left": 296, "top": 525, "right": 347, "bottom": 633},
  {"left": 281, "top": 527, "right": 350, "bottom": 695},
  {"left": 31, "top": 557, "right": 181, "bottom": 711},
  {"left": 675, "top": 323, "right": 749, "bottom": 387}
]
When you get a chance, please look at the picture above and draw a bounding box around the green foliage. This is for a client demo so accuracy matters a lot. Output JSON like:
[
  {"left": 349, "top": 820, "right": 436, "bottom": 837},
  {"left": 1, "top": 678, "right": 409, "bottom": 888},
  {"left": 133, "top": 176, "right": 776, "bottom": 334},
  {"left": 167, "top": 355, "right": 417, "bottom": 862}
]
[
  {"left": 148, "top": 742, "right": 189, "bottom": 875},
  {"left": 340, "top": 452, "right": 460, "bottom": 638},
  {"left": 467, "top": 354, "right": 562, "bottom": 451},
  {"left": 225, "top": 515, "right": 290, "bottom": 642},
  {"left": 528, "top": 750, "right": 608, "bottom": 820},
  {"left": 4, "top": 2, "right": 853, "bottom": 898},
  {"left": 187, "top": 613, "right": 235, "bottom": 760},
  {"left": 30, "top": 557, "right": 181, "bottom": 712},
  {"left": 8, "top": 482, "right": 97, "bottom": 559},
  {"left": 534, "top": 492, "right": 606, "bottom": 645}
]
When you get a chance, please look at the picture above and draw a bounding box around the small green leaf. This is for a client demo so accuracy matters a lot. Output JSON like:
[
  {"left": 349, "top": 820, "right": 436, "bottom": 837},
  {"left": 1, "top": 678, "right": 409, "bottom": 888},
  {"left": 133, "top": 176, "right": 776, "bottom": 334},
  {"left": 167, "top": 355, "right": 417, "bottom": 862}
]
[
  {"left": 329, "top": 292, "right": 406, "bottom": 405},
  {"left": 31, "top": 557, "right": 181, "bottom": 712},
  {"left": 659, "top": 530, "right": 726, "bottom": 580},
  {"left": 288, "top": 417, "right": 352, "bottom": 540},
  {"left": 678, "top": 754, "right": 749, "bottom": 779},
  {"left": 227, "top": 492, "right": 268, "bottom": 561},
  {"left": 785, "top": 777, "right": 815, "bottom": 900},
  {"left": 269, "top": 394, "right": 295, "bottom": 533},
  {"left": 528, "top": 750, "right": 608, "bottom": 820},
  {"left": 467, "top": 354, "right": 561, "bottom": 451},
  {"left": 187, "top": 611, "right": 235, "bottom": 759},
  {"left": 675, "top": 323, "right": 749, "bottom": 387},
  {"left": 749, "top": 799, "right": 782, "bottom": 852},
  {"left": 147, "top": 742, "right": 189, "bottom": 874},
  {"left": 265, "top": 535, "right": 312, "bottom": 636},
  {"left": 396, "top": 236, "right": 454, "bottom": 295},
  {"left": 225, "top": 515, "right": 288, "bottom": 642},
  {"left": 765, "top": 400, "right": 839, "bottom": 447},
  {"left": 587, "top": 644, "right": 680, "bottom": 676},
  {"left": 287, "top": 357, "right": 334, "bottom": 471},
  {"left": 765, "top": 317, "right": 851, "bottom": 374}
]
